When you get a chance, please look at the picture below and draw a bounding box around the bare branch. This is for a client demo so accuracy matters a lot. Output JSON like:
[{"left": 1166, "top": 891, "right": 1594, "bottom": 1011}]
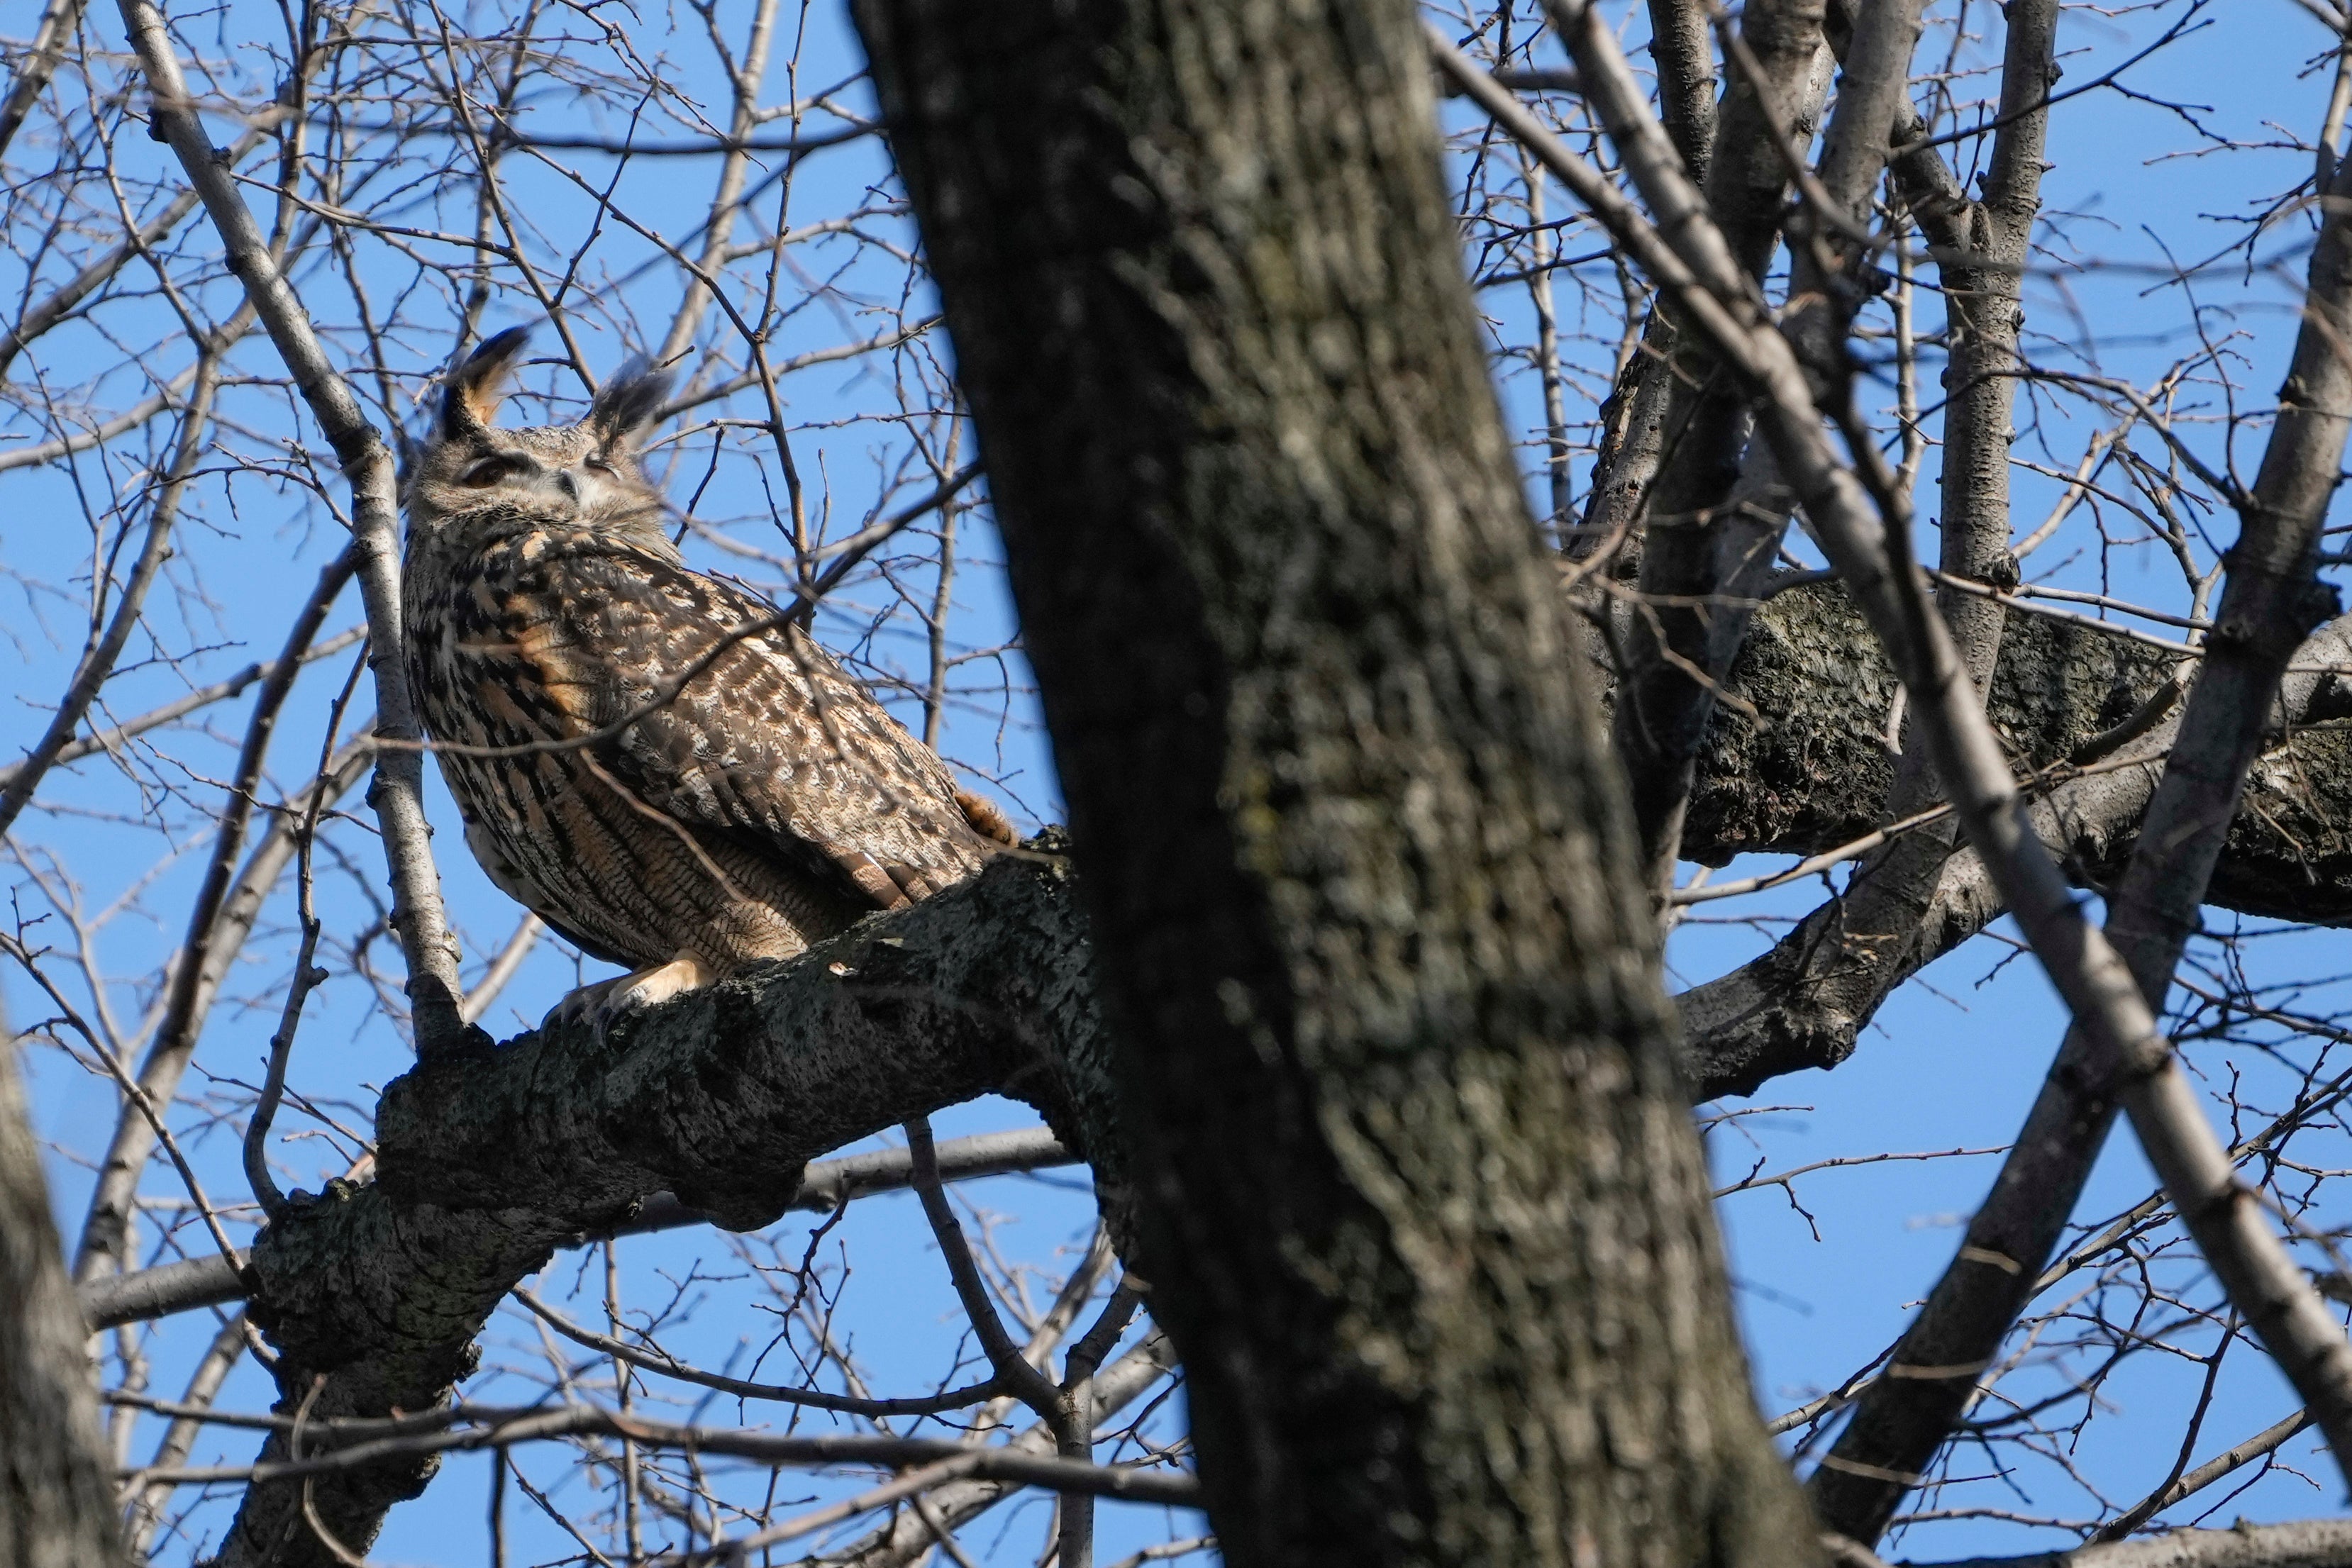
[
  {"left": 1529, "top": 0, "right": 2352, "bottom": 1495},
  {"left": 0, "top": 0, "right": 86, "bottom": 161},
  {"left": 79, "top": 1125, "right": 1078, "bottom": 1330},
  {"left": 117, "top": 0, "right": 468, "bottom": 1050},
  {"left": 0, "top": 351, "right": 218, "bottom": 840}
]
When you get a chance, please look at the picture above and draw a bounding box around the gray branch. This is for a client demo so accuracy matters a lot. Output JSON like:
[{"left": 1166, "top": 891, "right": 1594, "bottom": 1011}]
[
  {"left": 1643, "top": 0, "right": 1716, "bottom": 175},
  {"left": 0, "top": 0, "right": 86, "bottom": 163},
  {"left": 1831, "top": 1518, "right": 2352, "bottom": 1567},
  {"left": 1672, "top": 592, "right": 2352, "bottom": 1097},
  {"left": 1597, "top": 0, "right": 1833, "bottom": 895},
  {"left": 1541, "top": 0, "right": 2352, "bottom": 1494},
  {"left": 77, "top": 1128, "right": 1076, "bottom": 1331},
  {"left": 117, "top": 0, "right": 470, "bottom": 1050},
  {"left": 204, "top": 848, "right": 1116, "bottom": 1568}
]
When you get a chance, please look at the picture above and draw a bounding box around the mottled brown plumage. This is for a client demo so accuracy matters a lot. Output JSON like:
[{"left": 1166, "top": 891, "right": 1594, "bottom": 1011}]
[{"left": 401, "top": 329, "right": 1009, "bottom": 1023}]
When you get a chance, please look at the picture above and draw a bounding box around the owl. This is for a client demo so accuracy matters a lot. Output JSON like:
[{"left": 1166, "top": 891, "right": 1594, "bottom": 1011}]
[{"left": 401, "top": 327, "right": 1013, "bottom": 1027}]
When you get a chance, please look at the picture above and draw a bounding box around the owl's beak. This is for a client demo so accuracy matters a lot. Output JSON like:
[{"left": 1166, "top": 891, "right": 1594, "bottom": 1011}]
[{"left": 511, "top": 464, "right": 585, "bottom": 513}]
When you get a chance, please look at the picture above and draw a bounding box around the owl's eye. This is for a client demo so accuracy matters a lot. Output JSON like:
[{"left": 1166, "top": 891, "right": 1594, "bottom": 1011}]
[
  {"left": 460, "top": 455, "right": 518, "bottom": 487},
  {"left": 584, "top": 453, "right": 615, "bottom": 474}
]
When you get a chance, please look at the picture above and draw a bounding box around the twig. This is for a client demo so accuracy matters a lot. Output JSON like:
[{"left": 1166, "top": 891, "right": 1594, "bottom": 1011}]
[
  {"left": 1476, "top": 0, "right": 2352, "bottom": 1499},
  {"left": 125, "top": 1404, "right": 1201, "bottom": 1507},
  {"left": 121, "top": 0, "right": 470, "bottom": 1052},
  {"left": 512, "top": 1284, "right": 1001, "bottom": 1416},
  {"left": 0, "top": 625, "right": 367, "bottom": 792},
  {"left": 0, "top": 350, "right": 220, "bottom": 842}
]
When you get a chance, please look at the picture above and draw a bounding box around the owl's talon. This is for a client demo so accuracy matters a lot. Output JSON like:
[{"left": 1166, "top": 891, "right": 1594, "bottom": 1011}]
[
  {"left": 543, "top": 976, "right": 621, "bottom": 1034},
  {"left": 543, "top": 955, "right": 714, "bottom": 1039}
]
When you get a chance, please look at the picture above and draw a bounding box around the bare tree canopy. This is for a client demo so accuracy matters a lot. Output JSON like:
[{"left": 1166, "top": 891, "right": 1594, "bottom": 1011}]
[{"left": 9, "top": 0, "right": 2352, "bottom": 1564}]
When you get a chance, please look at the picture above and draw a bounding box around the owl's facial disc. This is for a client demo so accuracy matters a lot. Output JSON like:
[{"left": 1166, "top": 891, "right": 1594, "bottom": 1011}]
[
  {"left": 406, "top": 336, "right": 672, "bottom": 537},
  {"left": 420, "top": 426, "right": 652, "bottom": 526},
  {"left": 560, "top": 447, "right": 649, "bottom": 521}
]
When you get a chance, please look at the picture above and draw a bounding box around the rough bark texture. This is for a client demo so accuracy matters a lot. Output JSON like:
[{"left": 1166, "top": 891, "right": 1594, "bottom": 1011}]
[
  {"left": 1804, "top": 72, "right": 2352, "bottom": 1545},
  {"left": 1665, "top": 583, "right": 2352, "bottom": 1100},
  {"left": 209, "top": 849, "right": 1114, "bottom": 1567},
  {"left": 1663, "top": 589, "right": 2352, "bottom": 1096},
  {"left": 1678, "top": 590, "right": 2352, "bottom": 917},
  {"left": 858, "top": 1, "right": 1821, "bottom": 1565},
  {"left": 0, "top": 1040, "right": 124, "bottom": 1568},
  {"left": 1609, "top": 0, "right": 1831, "bottom": 894}
]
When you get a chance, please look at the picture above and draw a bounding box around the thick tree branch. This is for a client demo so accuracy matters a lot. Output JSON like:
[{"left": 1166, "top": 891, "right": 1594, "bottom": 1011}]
[
  {"left": 1675, "top": 588, "right": 2352, "bottom": 926},
  {"left": 1677, "top": 601, "right": 2352, "bottom": 1079},
  {"left": 204, "top": 849, "right": 1111, "bottom": 1568},
  {"left": 0, "top": 1034, "right": 123, "bottom": 1567},
  {"left": 869, "top": 3, "right": 1824, "bottom": 1564},
  {"left": 1529, "top": 0, "right": 2352, "bottom": 1492}
]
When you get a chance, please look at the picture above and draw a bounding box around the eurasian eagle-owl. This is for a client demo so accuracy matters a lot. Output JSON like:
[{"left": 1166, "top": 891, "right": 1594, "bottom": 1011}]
[{"left": 401, "top": 328, "right": 1011, "bottom": 1025}]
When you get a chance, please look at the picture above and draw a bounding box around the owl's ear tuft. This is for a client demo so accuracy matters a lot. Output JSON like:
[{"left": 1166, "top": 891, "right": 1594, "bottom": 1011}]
[
  {"left": 440, "top": 327, "right": 532, "bottom": 436},
  {"left": 588, "top": 357, "right": 672, "bottom": 452}
]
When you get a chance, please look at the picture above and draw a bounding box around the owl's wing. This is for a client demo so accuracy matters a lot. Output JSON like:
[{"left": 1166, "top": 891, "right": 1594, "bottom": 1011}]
[{"left": 540, "top": 544, "right": 994, "bottom": 911}]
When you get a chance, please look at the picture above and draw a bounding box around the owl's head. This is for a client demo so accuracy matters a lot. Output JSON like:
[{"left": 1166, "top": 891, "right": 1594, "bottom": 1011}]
[{"left": 405, "top": 328, "right": 672, "bottom": 536}]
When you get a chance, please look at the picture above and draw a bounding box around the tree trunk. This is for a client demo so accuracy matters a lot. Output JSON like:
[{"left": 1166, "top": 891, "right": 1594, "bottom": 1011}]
[
  {"left": 0, "top": 1036, "right": 123, "bottom": 1568},
  {"left": 855, "top": 2, "right": 1821, "bottom": 1564}
]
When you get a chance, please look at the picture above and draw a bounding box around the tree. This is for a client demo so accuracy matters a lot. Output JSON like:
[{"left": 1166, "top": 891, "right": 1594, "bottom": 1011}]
[
  {"left": 857, "top": 0, "right": 1817, "bottom": 1560},
  {"left": 8, "top": 0, "right": 2352, "bottom": 1564},
  {"left": 1, "top": 1025, "right": 124, "bottom": 1567}
]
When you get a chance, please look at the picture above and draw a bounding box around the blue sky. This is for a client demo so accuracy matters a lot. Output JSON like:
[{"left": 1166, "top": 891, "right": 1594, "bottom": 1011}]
[{"left": 7, "top": 0, "right": 2352, "bottom": 1561}]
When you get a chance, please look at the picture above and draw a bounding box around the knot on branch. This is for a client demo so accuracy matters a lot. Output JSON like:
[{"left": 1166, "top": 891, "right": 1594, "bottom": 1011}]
[{"left": 2208, "top": 558, "right": 2341, "bottom": 663}]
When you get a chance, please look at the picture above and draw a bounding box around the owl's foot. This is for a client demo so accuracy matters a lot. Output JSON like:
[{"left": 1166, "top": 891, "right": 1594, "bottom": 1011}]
[
  {"left": 955, "top": 790, "right": 1017, "bottom": 846},
  {"left": 544, "top": 955, "right": 715, "bottom": 1038}
]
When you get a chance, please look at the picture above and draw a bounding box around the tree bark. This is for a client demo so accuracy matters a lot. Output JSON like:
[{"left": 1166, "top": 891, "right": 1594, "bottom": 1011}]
[
  {"left": 1607, "top": 0, "right": 1833, "bottom": 895},
  {"left": 0, "top": 1037, "right": 123, "bottom": 1568},
  {"left": 858, "top": 1, "right": 1821, "bottom": 1564},
  {"left": 206, "top": 850, "right": 1113, "bottom": 1568},
  {"left": 1668, "top": 590, "right": 2352, "bottom": 1096},
  {"left": 1807, "top": 74, "right": 2352, "bottom": 1543}
]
